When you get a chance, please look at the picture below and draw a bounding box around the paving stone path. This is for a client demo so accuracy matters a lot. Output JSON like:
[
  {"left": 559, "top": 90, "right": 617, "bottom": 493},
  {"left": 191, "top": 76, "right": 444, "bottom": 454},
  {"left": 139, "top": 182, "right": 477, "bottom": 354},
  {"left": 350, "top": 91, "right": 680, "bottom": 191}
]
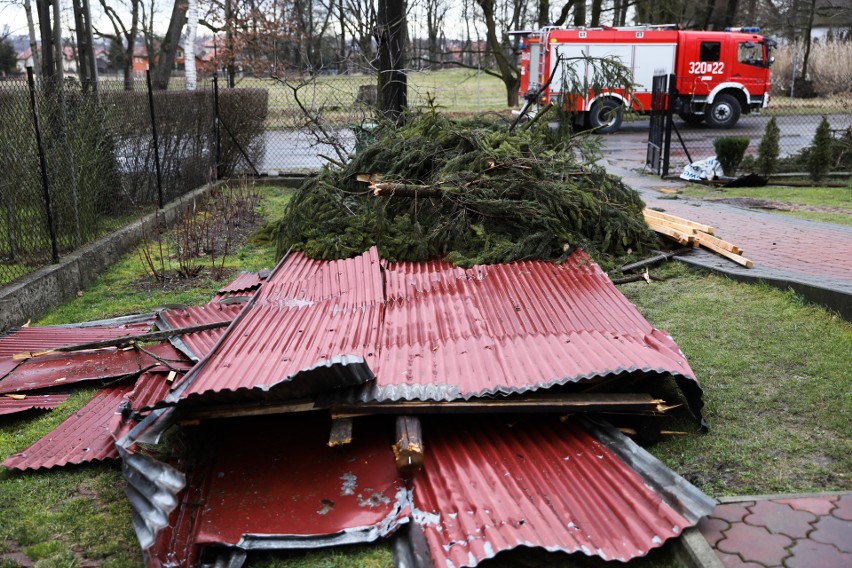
[
  {"left": 698, "top": 494, "right": 852, "bottom": 567},
  {"left": 604, "top": 163, "right": 852, "bottom": 319}
]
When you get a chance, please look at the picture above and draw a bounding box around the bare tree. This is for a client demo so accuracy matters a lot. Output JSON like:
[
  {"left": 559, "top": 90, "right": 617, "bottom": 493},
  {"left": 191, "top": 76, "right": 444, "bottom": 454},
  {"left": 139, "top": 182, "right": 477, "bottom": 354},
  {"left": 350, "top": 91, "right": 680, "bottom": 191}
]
[
  {"left": 154, "top": 0, "right": 188, "bottom": 89},
  {"left": 95, "top": 0, "right": 142, "bottom": 90}
]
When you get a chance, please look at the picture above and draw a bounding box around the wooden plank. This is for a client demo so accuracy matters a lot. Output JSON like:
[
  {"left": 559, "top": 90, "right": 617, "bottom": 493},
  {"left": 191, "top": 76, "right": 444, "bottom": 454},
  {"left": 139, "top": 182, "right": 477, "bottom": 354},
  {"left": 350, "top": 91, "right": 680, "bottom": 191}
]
[
  {"left": 393, "top": 416, "right": 424, "bottom": 473},
  {"left": 328, "top": 418, "right": 354, "bottom": 447},
  {"left": 643, "top": 213, "right": 699, "bottom": 235},
  {"left": 643, "top": 209, "right": 714, "bottom": 234},
  {"left": 694, "top": 232, "right": 742, "bottom": 255},
  {"left": 182, "top": 393, "right": 671, "bottom": 422},
  {"left": 696, "top": 238, "right": 754, "bottom": 268},
  {"left": 646, "top": 221, "right": 695, "bottom": 246}
]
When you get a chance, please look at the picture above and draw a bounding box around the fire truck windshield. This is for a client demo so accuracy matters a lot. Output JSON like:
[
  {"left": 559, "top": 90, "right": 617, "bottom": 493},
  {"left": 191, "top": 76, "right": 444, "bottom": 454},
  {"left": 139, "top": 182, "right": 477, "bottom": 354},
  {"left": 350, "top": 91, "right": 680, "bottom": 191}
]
[{"left": 738, "top": 41, "right": 765, "bottom": 67}]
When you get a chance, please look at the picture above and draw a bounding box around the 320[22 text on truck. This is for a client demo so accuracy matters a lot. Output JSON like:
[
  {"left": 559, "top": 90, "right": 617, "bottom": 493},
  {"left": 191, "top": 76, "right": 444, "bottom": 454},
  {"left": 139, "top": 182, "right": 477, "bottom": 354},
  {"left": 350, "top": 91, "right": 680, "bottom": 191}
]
[{"left": 513, "top": 24, "right": 775, "bottom": 133}]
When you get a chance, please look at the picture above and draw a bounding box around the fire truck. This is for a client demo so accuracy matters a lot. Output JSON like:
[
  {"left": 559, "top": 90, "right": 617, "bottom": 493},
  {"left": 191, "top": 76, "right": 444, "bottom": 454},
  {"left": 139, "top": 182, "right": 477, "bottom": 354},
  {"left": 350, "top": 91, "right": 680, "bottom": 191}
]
[{"left": 514, "top": 24, "right": 774, "bottom": 133}]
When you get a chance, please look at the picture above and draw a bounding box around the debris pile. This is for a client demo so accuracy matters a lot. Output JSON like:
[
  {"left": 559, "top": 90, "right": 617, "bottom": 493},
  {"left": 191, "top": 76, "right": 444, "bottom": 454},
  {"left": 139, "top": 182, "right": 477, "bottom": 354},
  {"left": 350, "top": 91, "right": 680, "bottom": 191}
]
[
  {"left": 644, "top": 208, "right": 753, "bottom": 268},
  {"left": 276, "top": 114, "right": 658, "bottom": 266},
  {"left": 1, "top": 249, "right": 716, "bottom": 567}
]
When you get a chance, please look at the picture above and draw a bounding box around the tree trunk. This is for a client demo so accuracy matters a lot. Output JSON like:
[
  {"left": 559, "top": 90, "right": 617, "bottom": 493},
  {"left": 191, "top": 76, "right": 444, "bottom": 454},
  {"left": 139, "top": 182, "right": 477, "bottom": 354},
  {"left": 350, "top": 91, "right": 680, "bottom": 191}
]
[
  {"left": 154, "top": 0, "right": 188, "bottom": 90},
  {"left": 476, "top": 0, "right": 519, "bottom": 107},
  {"left": 800, "top": 0, "right": 816, "bottom": 80},
  {"left": 590, "top": 0, "right": 603, "bottom": 27},
  {"left": 573, "top": 0, "right": 586, "bottom": 26},
  {"left": 377, "top": 0, "right": 407, "bottom": 123},
  {"left": 36, "top": 0, "right": 55, "bottom": 88},
  {"left": 51, "top": 0, "right": 63, "bottom": 89},
  {"left": 185, "top": 0, "right": 198, "bottom": 89},
  {"left": 24, "top": 0, "right": 41, "bottom": 79},
  {"left": 225, "top": 0, "right": 235, "bottom": 87},
  {"left": 723, "top": 0, "right": 739, "bottom": 28},
  {"left": 538, "top": 0, "right": 549, "bottom": 26}
]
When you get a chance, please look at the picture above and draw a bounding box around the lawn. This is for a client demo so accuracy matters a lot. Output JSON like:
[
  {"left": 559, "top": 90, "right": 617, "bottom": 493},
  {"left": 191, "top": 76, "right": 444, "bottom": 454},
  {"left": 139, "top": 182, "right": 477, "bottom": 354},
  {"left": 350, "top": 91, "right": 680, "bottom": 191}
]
[
  {"left": 675, "top": 182, "right": 852, "bottom": 226},
  {"left": 1, "top": 185, "right": 850, "bottom": 567}
]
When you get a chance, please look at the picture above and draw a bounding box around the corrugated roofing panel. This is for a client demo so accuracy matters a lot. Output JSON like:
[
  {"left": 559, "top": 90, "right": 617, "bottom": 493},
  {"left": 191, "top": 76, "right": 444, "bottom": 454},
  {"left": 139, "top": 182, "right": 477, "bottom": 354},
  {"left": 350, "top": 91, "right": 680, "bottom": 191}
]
[
  {"left": 194, "top": 414, "right": 408, "bottom": 549},
  {"left": 174, "top": 301, "right": 380, "bottom": 403},
  {"left": 3, "top": 384, "right": 133, "bottom": 470},
  {"left": 0, "top": 393, "right": 70, "bottom": 416},
  {"left": 367, "top": 251, "right": 698, "bottom": 408},
  {"left": 170, "top": 249, "right": 383, "bottom": 404},
  {"left": 158, "top": 305, "right": 242, "bottom": 361},
  {"left": 0, "top": 324, "right": 150, "bottom": 357},
  {"left": 408, "top": 416, "right": 714, "bottom": 566},
  {"left": 217, "top": 272, "right": 265, "bottom": 294},
  {"left": 0, "top": 344, "right": 191, "bottom": 394}
]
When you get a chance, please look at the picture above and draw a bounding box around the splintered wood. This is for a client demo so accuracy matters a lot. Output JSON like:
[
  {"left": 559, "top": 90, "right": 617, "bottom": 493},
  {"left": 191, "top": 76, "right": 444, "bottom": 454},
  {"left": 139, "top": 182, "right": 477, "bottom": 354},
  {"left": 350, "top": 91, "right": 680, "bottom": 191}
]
[{"left": 643, "top": 209, "right": 753, "bottom": 268}]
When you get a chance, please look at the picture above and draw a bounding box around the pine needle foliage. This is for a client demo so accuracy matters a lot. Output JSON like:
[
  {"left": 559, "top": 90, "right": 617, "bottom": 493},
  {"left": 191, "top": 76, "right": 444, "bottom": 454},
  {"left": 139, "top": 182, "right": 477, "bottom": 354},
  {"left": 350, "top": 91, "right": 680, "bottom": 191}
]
[
  {"left": 275, "top": 113, "right": 657, "bottom": 267},
  {"left": 756, "top": 117, "right": 781, "bottom": 177},
  {"left": 808, "top": 116, "right": 833, "bottom": 181}
]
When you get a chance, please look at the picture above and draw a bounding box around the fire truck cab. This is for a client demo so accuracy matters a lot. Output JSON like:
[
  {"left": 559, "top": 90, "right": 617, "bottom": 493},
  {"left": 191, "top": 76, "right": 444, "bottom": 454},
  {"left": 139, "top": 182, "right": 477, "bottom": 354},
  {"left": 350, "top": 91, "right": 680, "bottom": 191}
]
[{"left": 515, "top": 24, "right": 774, "bottom": 132}]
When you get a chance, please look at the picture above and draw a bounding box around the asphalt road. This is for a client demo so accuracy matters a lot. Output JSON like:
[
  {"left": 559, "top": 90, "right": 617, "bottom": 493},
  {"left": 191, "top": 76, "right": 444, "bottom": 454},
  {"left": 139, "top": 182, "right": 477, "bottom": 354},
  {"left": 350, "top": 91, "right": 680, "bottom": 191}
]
[
  {"left": 255, "top": 112, "right": 850, "bottom": 175},
  {"left": 609, "top": 112, "right": 851, "bottom": 170}
]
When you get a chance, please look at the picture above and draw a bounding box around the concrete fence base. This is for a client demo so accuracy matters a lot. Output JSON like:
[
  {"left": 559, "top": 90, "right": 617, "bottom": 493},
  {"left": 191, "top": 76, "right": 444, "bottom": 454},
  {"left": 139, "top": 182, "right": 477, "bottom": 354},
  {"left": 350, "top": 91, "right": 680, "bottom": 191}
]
[{"left": 0, "top": 181, "right": 224, "bottom": 333}]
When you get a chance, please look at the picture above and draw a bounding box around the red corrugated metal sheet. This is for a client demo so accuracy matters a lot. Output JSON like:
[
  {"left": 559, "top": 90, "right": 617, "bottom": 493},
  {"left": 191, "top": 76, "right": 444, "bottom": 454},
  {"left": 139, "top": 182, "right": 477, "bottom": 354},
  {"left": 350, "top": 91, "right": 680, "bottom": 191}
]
[
  {"left": 157, "top": 304, "right": 243, "bottom": 362},
  {"left": 193, "top": 414, "right": 407, "bottom": 549},
  {"left": 369, "top": 251, "right": 694, "bottom": 401},
  {"left": 0, "top": 344, "right": 192, "bottom": 394},
  {"left": 409, "top": 416, "right": 710, "bottom": 566},
  {"left": 3, "top": 384, "right": 133, "bottom": 470},
  {"left": 171, "top": 248, "right": 383, "bottom": 403},
  {"left": 217, "top": 272, "right": 264, "bottom": 294},
  {"left": 0, "top": 324, "right": 151, "bottom": 357},
  {"left": 0, "top": 393, "right": 70, "bottom": 416},
  {"left": 167, "top": 247, "right": 703, "bottom": 419}
]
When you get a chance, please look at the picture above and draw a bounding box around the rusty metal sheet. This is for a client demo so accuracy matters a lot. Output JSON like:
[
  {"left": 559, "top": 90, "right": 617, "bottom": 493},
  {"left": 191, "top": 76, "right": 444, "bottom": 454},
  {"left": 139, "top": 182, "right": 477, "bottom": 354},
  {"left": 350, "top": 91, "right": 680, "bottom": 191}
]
[
  {"left": 0, "top": 323, "right": 151, "bottom": 357},
  {"left": 3, "top": 384, "right": 134, "bottom": 470},
  {"left": 404, "top": 416, "right": 714, "bottom": 566},
  {"left": 194, "top": 414, "right": 407, "bottom": 551},
  {"left": 217, "top": 271, "right": 266, "bottom": 294},
  {"left": 369, "top": 251, "right": 702, "bottom": 419},
  {"left": 169, "top": 248, "right": 383, "bottom": 405},
  {"left": 0, "top": 393, "right": 70, "bottom": 416},
  {"left": 0, "top": 343, "right": 191, "bottom": 394},
  {"left": 157, "top": 304, "right": 242, "bottom": 362}
]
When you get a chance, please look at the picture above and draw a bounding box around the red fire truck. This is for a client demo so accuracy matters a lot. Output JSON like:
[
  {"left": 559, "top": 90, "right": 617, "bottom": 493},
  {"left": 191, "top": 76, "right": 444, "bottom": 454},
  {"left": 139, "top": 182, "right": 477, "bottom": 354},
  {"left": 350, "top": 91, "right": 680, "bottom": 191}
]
[{"left": 514, "top": 24, "right": 774, "bottom": 132}]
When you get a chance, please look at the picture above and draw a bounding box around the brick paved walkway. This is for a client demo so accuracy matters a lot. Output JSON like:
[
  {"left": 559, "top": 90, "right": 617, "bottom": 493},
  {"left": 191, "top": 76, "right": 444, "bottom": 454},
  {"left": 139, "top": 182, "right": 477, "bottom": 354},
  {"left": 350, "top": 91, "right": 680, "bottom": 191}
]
[
  {"left": 698, "top": 493, "right": 852, "bottom": 567},
  {"left": 604, "top": 163, "right": 852, "bottom": 319}
]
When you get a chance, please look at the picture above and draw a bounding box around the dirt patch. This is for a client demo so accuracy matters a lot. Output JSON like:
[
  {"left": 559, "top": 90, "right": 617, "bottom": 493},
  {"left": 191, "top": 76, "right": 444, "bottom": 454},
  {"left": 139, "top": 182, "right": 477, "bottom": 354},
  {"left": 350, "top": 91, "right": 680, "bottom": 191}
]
[{"left": 708, "top": 197, "right": 852, "bottom": 215}]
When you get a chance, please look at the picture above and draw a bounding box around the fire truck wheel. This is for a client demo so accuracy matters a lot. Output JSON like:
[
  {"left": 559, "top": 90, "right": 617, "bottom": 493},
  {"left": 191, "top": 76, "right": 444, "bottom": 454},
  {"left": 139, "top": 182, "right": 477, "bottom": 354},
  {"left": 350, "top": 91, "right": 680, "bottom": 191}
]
[
  {"left": 678, "top": 112, "right": 704, "bottom": 125},
  {"left": 705, "top": 94, "right": 741, "bottom": 128},
  {"left": 588, "top": 99, "right": 623, "bottom": 133}
]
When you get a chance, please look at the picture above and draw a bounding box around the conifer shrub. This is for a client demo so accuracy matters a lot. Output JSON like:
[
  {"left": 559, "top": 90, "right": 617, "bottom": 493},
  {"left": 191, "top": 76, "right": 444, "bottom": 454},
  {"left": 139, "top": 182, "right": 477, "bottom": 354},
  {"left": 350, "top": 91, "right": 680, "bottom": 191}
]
[
  {"left": 756, "top": 117, "right": 780, "bottom": 177},
  {"left": 713, "top": 136, "right": 750, "bottom": 177},
  {"left": 275, "top": 113, "right": 658, "bottom": 267},
  {"left": 808, "top": 116, "right": 833, "bottom": 181}
]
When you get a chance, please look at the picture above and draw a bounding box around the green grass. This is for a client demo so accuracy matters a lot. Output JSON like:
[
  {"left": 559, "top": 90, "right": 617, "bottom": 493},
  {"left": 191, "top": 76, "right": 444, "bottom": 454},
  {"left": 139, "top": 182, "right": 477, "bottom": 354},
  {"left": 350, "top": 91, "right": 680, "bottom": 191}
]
[
  {"left": 621, "top": 263, "right": 851, "bottom": 496},
  {"left": 2, "top": 190, "right": 850, "bottom": 565},
  {"left": 676, "top": 182, "right": 852, "bottom": 226},
  {"left": 37, "top": 185, "right": 291, "bottom": 326}
]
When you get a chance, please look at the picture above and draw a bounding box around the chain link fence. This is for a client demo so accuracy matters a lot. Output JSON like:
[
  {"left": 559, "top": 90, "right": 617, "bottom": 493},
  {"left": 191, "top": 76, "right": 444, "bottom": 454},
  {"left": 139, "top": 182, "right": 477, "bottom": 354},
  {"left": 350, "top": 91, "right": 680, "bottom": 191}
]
[{"left": 0, "top": 72, "right": 265, "bottom": 287}]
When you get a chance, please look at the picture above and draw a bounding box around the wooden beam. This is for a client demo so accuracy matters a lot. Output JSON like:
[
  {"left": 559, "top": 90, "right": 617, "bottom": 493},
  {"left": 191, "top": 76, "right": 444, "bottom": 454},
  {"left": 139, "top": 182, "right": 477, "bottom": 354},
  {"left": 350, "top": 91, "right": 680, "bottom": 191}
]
[
  {"left": 696, "top": 238, "right": 754, "bottom": 268},
  {"left": 328, "top": 417, "right": 354, "bottom": 447},
  {"left": 393, "top": 416, "right": 424, "bottom": 473},
  {"left": 646, "top": 221, "right": 695, "bottom": 246},
  {"left": 643, "top": 209, "right": 714, "bottom": 234},
  {"left": 694, "top": 232, "right": 742, "bottom": 255},
  {"left": 642, "top": 213, "right": 699, "bottom": 235}
]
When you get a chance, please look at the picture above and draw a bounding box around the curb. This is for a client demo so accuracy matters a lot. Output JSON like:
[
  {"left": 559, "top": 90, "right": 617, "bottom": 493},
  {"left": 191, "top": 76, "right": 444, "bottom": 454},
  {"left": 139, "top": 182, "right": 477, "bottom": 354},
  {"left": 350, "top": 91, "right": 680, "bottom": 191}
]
[{"left": 0, "top": 181, "right": 224, "bottom": 332}]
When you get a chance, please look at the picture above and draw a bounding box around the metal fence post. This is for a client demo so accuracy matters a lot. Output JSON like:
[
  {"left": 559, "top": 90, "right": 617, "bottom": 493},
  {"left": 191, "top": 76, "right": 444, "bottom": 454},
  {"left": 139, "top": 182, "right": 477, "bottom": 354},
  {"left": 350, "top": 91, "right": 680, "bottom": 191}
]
[
  {"left": 662, "top": 74, "right": 676, "bottom": 178},
  {"left": 27, "top": 67, "right": 59, "bottom": 263},
  {"left": 146, "top": 69, "right": 164, "bottom": 209},
  {"left": 213, "top": 72, "right": 221, "bottom": 181}
]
